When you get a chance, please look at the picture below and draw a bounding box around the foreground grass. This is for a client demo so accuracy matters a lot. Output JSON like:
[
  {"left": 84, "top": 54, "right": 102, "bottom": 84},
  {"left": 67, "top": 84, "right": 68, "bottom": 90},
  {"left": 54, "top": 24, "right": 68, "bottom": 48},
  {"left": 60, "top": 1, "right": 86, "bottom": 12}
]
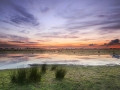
[{"left": 0, "top": 65, "right": 120, "bottom": 90}]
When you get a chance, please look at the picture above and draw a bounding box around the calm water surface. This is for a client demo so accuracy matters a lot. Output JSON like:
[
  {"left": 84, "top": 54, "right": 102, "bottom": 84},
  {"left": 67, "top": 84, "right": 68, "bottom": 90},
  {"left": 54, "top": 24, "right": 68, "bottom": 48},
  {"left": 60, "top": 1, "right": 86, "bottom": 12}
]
[{"left": 0, "top": 53, "right": 120, "bottom": 69}]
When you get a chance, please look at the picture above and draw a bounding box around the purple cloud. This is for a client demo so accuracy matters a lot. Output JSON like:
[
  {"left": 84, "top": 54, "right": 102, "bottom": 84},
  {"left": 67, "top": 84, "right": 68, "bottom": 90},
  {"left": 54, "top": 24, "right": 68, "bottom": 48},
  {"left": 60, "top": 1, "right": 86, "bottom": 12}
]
[
  {"left": 8, "top": 41, "right": 25, "bottom": 43},
  {"left": 0, "top": 33, "right": 29, "bottom": 42},
  {"left": 0, "top": 0, "right": 39, "bottom": 26},
  {"left": 108, "top": 39, "right": 120, "bottom": 45},
  {"left": 19, "top": 30, "right": 30, "bottom": 34},
  {"left": 40, "top": 7, "right": 50, "bottom": 13},
  {"left": 36, "top": 32, "right": 79, "bottom": 39}
]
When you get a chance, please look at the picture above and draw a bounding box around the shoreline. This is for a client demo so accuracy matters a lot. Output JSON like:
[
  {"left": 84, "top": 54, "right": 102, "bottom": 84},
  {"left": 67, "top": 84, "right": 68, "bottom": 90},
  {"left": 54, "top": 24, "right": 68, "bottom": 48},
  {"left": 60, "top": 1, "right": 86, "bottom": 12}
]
[{"left": 0, "top": 64, "right": 120, "bottom": 71}]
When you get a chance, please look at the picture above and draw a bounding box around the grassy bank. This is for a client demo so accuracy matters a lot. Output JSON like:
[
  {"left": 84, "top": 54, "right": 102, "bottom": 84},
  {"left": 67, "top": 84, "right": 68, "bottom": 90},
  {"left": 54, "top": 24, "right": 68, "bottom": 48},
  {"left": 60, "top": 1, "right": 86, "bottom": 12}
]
[{"left": 0, "top": 65, "right": 120, "bottom": 90}]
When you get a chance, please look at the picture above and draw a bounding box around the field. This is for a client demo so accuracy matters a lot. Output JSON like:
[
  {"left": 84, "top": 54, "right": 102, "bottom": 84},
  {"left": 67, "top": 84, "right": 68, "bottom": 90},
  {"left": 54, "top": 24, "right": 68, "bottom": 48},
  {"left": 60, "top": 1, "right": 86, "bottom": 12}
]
[{"left": 0, "top": 65, "right": 120, "bottom": 90}]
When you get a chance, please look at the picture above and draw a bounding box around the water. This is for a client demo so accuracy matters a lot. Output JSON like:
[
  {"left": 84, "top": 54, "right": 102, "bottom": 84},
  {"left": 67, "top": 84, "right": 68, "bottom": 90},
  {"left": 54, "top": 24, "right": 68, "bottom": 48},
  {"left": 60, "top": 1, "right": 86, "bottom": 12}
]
[{"left": 0, "top": 53, "right": 120, "bottom": 70}]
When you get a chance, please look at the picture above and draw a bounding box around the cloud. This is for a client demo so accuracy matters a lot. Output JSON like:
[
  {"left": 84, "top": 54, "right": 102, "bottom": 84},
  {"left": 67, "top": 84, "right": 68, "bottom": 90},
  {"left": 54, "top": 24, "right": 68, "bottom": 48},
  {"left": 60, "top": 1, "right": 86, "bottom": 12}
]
[
  {"left": 8, "top": 41, "right": 38, "bottom": 44},
  {"left": 65, "top": 18, "right": 120, "bottom": 31},
  {"left": 0, "top": 0, "right": 39, "bottom": 26},
  {"left": 41, "top": 35, "right": 79, "bottom": 38},
  {"left": 0, "top": 41, "right": 20, "bottom": 48},
  {"left": 0, "top": 27, "right": 10, "bottom": 30},
  {"left": 0, "top": 33, "right": 29, "bottom": 42},
  {"left": 76, "top": 38, "right": 97, "bottom": 41},
  {"left": 100, "top": 24, "right": 120, "bottom": 30},
  {"left": 36, "top": 32, "right": 64, "bottom": 36},
  {"left": 36, "top": 32, "right": 79, "bottom": 39},
  {"left": 108, "top": 39, "right": 120, "bottom": 45},
  {"left": 27, "top": 42, "right": 38, "bottom": 44},
  {"left": 8, "top": 41, "right": 25, "bottom": 43},
  {"left": 0, "top": 19, "right": 22, "bottom": 28},
  {"left": 102, "top": 39, "right": 120, "bottom": 47},
  {"left": 10, "top": 5, "right": 39, "bottom": 26},
  {"left": 55, "top": 0, "right": 120, "bottom": 32},
  {"left": 0, "top": 40, "right": 41, "bottom": 48},
  {"left": 19, "top": 30, "right": 30, "bottom": 34},
  {"left": 37, "top": 39, "right": 52, "bottom": 42},
  {"left": 89, "top": 44, "right": 96, "bottom": 46},
  {"left": 40, "top": 7, "right": 49, "bottom": 13},
  {"left": 97, "top": 15, "right": 106, "bottom": 18}
]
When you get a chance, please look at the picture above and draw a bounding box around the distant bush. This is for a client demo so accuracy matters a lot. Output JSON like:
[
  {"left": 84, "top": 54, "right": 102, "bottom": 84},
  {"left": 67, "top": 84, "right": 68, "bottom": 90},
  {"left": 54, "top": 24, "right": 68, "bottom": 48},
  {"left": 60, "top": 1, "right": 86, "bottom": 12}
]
[
  {"left": 51, "top": 65, "right": 58, "bottom": 71},
  {"left": 28, "top": 67, "right": 41, "bottom": 83},
  {"left": 55, "top": 68, "right": 67, "bottom": 80},
  {"left": 41, "top": 64, "right": 47, "bottom": 73}
]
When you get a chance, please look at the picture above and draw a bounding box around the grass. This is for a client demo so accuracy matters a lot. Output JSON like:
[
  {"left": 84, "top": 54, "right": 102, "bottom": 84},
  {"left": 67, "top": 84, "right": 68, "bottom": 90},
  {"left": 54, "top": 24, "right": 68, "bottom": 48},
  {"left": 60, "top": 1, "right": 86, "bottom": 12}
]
[
  {"left": 10, "top": 67, "right": 42, "bottom": 84},
  {"left": 41, "top": 64, "right": 47, "bottom": 73},
  {"left": 10, "top": 68, "right": 27, "bottom": 84},
  {"left": 10, "top": 70, "right": 17, "bottom": 83},
  {"left": 0, "top": 65, "right": 120, "bottom": 90},
  {"left": 28, "top": 67, "right": 41, "bottom": 83},
  {"left": 16, "top": 68, "right": 27, "bottom": 84},
  {"left": 51, "top": 65, "right": 58, "bottom": 71},
  {"left": 55, "top": 68, "right": 67, "bottom": 80}
]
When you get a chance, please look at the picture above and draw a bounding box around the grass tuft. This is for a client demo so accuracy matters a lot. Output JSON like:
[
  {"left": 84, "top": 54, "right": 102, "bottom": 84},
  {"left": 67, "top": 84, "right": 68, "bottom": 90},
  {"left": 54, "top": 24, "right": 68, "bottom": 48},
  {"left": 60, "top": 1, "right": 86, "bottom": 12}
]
[
  {"left": 28, "top": 67, "right": 41, "bottom": 83},
  {"left": 41, "top": 64, "right": 47, "bottom": 73},
  {"left": 17, "top": 69, "right": 27, "bottom": 84},
  {"left": 51, "top": 65, "right": 58, "bottom": 71},
  {"left": 10, "top": 70, "right": 17, "bottom": 83},
  {"left": 55, "top": 68, "right": 67, "bottom": 80},
  {"left": 10, "top": 67, "right": 42, "bottom": 84},
  {"left": 10, "top": 68, "right": 27, "bottom": 84}
]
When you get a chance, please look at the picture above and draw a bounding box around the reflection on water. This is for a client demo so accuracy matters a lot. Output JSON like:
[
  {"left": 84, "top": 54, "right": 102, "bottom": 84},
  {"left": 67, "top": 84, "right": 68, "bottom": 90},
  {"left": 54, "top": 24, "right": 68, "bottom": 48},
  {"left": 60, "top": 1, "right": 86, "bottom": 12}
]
[
  {"left": 112, "top": 55, "right": 120, "bottom": 59},
  {"left": 0, "top": 53, "right": 120, "bottom": 70}
]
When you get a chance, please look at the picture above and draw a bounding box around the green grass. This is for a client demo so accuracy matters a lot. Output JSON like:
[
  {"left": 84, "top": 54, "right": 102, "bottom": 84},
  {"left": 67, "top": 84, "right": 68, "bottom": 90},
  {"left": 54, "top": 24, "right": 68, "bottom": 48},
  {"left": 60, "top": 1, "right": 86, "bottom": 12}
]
[{"left": 0, "top": 65, "right": 120, "bottom": 90}]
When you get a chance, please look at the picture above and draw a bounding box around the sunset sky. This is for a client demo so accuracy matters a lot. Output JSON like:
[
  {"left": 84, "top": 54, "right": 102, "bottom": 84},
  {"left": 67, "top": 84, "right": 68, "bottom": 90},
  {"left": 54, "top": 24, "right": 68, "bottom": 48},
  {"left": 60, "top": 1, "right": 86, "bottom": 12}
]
[{"left": 0, "top": 0, "right": 120, "bottom": 48}]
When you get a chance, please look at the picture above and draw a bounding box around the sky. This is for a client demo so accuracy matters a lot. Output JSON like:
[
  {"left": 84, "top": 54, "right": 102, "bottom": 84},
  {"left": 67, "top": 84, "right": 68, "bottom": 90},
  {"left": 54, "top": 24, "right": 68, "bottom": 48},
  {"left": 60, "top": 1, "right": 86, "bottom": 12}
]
[{"left": 0, "top": 0, "right": 120, "bottom": 49}]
